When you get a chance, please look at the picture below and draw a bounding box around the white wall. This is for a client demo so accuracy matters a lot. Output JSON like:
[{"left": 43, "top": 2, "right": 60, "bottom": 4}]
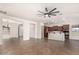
[
  {"left": 36, "top": 23, "right": 42, "bottom": 39},
  {"left": 30, "top": 23, "right": 36, "bottom": 38},
  {"left": 70, "top": 25, "right": 79, "bottom": 40},
  {"left": 9, "top": 23, "right": 18, "bottom": 38},
  {"left": 36, "top": 23, "right": 44, "bottom": 39},
  {"left": 2, "top": 19, "right": 21, "bottom": 39},
  {"left": 23, "top": 21, "right": 44, "bottom": 40},
  {"left": 23, "top": 21, "right": 30, "bottom": 40},
  {"left": 0, "top": 14, "right": 3, "bottom": 44},
  {"left": 22, "top": 21, "right": 43, "bottom": 40}
]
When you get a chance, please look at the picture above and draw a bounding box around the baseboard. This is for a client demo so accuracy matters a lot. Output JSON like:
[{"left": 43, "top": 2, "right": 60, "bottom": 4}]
[
  {"left": 30, "top": 37, "right": 42, "bottom": 40},
  {"left": 70, "top": 39, "right": 79, "bottom": 40}
]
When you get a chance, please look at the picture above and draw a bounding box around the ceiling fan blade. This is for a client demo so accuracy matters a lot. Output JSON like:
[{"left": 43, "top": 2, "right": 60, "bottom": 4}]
[
  {"left": 0, "top": 10, "right": 7, "bottom": 14},
  {"left": 45, "top": 8, "right": 48, "bottom": 12},
  {"left": 51, "top": 13, "right": 56, "bottom": 16},
  {"left": 38, "top": 11, "right": 44, "bottom": 14},
  {"left": 49, "top": 8, "right": 57, "bottom": 13},
  {"left": 53, "top": 11, "right": 60, "bottom": 13}
]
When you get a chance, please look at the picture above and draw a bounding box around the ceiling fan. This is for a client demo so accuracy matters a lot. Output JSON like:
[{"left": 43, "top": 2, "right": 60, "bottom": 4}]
[{"left": 38, "top": 8, "right": 60, "bottom": 18}]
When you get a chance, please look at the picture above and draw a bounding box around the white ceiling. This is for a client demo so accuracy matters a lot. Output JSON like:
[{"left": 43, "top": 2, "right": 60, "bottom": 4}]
[{"left": 0, "top": 3, "right": 79, "bottom": 23}]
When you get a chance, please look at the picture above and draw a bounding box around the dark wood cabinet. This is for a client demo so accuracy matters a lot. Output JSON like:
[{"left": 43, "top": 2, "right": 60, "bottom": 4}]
[
  {"left": 63, "top": 25, "right": 69, "bottom": 31},
  {"left": 44, "top": 26, "right": 48, "bottom": 38},
  {"left": 63, "top": 25, "right": 69, "bottom": 40}
]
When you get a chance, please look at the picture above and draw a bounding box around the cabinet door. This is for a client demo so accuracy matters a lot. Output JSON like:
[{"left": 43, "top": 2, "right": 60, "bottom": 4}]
[
  {"left": 48, "top": 32, "right": 55, "bottom": 39},
  {"left": 48, "top": 31, "right": 65, "bottom": 41}
]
